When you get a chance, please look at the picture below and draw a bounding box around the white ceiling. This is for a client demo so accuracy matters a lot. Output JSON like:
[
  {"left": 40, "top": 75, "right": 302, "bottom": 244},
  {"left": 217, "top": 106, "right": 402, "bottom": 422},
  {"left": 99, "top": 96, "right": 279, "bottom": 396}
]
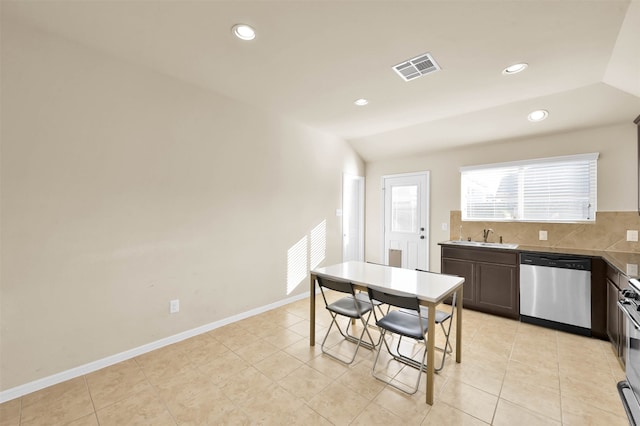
[{"left": 3, "top": 1, "right": 640, "bottom": 161}]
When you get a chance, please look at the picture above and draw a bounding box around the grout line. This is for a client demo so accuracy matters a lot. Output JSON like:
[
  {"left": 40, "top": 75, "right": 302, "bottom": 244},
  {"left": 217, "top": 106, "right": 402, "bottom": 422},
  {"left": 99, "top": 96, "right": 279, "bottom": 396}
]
[
  {"left": 18, "top": 396, "right": 23, "bottom": 426},
  {"left": 555, "top": 329, "right": 565, "bottom": 425},
  {"left": 82, "top": 375, "right": 99, "bottom": 426},
  {"left": 7, "top": 304, "right": 626, "bottom": 425},
  {"left": 1, "top": 291, "right": 313, "bottom": 404},
  {"left": 143, "top": 371, "right": 179, "bottom": 426},
  {"left": 489, "top": 325, "right": 517, "bottom": 425}
]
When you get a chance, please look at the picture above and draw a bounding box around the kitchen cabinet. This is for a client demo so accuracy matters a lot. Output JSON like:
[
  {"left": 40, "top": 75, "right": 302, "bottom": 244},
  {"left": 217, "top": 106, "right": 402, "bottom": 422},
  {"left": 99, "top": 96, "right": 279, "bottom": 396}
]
[
  {"left": 476, "top": 261, "right": 518, "bottom": 317},
  {"left": 607, "top": 277, "right": 620, "bottom": 346},
  {"left": 591, "top": 258, "right": 607, "bottom": 340},
  {"left": 441, "top": 257, "right": 475, "bottom": 308},
  {"left": 606, "top": 263, "right": 627, "bottom": 367},
  {"left": 441, "top": 246, "right": 519, "bottom": 319}
]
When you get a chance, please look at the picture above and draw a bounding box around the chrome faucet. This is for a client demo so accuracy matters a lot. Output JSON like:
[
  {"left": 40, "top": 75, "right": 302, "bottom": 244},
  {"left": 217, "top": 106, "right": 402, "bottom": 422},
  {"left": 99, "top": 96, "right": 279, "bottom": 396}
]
[{"left": 482, "top": 228, "right": 494, "bottom": 242}]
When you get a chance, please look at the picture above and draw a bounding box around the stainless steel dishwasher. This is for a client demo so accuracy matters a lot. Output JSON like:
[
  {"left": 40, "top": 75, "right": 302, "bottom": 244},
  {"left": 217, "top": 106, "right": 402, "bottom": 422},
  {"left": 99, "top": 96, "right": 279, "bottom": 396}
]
[{"left": 520, "top": 253, "right": 591, "bottom": 336}]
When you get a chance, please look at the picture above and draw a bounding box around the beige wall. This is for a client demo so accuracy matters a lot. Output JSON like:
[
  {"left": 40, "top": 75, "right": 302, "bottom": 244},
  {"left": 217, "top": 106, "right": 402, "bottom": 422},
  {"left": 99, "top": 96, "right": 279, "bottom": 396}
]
[
  {"left": 366, "top": 123, "right": 638, "bottom": 270},
  {"left": 449, "top": 211, "right": 640, "bottom": 253},
  {"left": 0, "top": 22, "right": 364, "bottom": 390}
]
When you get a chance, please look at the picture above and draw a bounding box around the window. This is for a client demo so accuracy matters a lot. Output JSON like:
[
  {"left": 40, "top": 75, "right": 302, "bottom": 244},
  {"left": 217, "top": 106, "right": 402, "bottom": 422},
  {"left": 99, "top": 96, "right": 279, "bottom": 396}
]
[
  {"left": 391, "top": 185, "right": 418, "bottom": 232},
  {"left": 461, "top": 153, "right": 598, "bottom": 222}
]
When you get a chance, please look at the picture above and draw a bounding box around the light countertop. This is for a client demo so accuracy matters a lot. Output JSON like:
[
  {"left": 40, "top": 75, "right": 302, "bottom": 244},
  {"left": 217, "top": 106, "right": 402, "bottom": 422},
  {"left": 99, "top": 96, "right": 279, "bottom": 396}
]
[
  {"left": 312, "top": 261, "right": 464, "bottom": 303},
  {"left": 438, "top": 241, "right": 640, "bottom": 279}
]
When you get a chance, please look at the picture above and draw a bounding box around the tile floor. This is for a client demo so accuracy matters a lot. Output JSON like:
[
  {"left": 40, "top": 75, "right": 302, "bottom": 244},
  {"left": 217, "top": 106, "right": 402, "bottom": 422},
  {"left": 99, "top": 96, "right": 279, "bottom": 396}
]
[{"left": 0, "top": 293, "right": 630, "bottom": 425}]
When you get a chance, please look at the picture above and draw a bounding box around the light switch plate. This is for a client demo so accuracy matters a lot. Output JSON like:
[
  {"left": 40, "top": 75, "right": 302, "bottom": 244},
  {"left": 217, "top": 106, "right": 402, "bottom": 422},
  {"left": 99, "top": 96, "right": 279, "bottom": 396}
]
[
  {"left": 627, "top": 264, "right": 639, "bottom": 276},
  {"left": 441, "top": 222, "right": 448, "bottom": 231},
  {"left": 539, "top": 230, "right": 548, "bottom": 241},
  {"left": 170, "top": 299, "right": 180, "bottom": 314},
  {"left": 627, "top": 230, "right": 638, "bottom": 242},
  {"left": 335, "top": 209, "right": 343, "bottom": 217}
]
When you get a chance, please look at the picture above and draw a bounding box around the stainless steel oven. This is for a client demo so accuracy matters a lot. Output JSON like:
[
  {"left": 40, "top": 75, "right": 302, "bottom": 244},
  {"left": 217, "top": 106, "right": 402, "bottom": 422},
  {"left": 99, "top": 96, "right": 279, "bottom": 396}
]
[{"left": 617, "top": 278, "right": 640, "bottom": 425}]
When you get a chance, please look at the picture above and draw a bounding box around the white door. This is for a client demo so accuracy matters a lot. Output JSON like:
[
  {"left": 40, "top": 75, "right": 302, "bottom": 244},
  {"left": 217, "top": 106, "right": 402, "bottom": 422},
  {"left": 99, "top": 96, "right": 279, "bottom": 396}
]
[
  {"left": 343, "top": 174, "right": 364, "bottom": 262},
  {"left": 382, "top": 172, "right": 429, "bottom": 270}
]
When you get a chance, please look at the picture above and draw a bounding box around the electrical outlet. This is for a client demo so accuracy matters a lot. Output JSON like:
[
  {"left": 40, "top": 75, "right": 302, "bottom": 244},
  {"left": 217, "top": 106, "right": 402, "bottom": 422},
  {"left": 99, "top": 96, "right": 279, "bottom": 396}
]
[
  {"left": 539, "top": 230, "right": 548, "bottom": 241},
  {"left": 170, "top": 299, "right": 180, "bottom": 314},
  {"left": 441, "top": 222, "right": 448, "bottom": 231},
  {"left": 627, "top": 230, "right": 639, "bottom": 242},
  {"left": 627, "top": 264, "right": 639, "bottom": 276}
]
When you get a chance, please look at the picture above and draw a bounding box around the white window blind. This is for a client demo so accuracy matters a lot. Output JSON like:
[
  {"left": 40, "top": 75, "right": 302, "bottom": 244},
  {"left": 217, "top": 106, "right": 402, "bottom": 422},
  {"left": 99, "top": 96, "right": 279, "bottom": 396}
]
[{"left": 461, "top": 153, "right": 598, "bottom": 222}]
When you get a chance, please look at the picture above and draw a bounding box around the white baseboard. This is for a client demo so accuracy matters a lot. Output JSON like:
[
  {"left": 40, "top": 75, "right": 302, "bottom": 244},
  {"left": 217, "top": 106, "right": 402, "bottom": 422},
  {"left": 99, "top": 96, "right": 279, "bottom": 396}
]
[{"left": 0, "top": 291, "right": 313, "bottom": 403}]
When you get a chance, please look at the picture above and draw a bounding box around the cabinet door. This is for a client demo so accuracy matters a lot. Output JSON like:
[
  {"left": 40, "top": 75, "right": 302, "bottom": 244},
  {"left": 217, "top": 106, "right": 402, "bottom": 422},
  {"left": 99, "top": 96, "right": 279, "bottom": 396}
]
[
  {"left": 617, "top": 272, "right": 629, "bottom": 367},
  {"left": 476, "top": 263, "right": 519, "bottom": 319},
  {"left": 442, "top": 258, "right": 475, "bottom": 308},
  {"left": 606, "top": 278, "right": 619, "bottom": 348}
]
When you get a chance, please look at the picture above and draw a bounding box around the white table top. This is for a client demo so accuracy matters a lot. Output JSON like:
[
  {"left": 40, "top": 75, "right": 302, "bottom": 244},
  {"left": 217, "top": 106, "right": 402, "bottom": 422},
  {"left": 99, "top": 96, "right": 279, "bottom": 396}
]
[{"left": 311, "top": 261, "right": 464, "bottom": 304}]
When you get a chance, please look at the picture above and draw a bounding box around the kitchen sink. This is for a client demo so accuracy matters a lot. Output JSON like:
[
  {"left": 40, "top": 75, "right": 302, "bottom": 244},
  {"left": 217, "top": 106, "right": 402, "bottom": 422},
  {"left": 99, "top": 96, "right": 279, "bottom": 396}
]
[{"left": 444, "top": 240, "right": 519, "bottom": 249}]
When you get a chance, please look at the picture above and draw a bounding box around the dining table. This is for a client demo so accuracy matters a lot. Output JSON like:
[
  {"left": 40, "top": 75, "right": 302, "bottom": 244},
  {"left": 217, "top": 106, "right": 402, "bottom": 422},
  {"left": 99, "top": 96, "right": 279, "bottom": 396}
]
[{"left": 309, "top": 261, "right": 465, "bottom": 405}]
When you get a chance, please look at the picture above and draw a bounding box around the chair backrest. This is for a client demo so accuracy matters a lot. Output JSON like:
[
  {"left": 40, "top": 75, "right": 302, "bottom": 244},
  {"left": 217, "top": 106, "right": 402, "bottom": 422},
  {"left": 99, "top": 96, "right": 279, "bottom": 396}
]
[
  {"left": 367, "top": 287, "right": 420, "bottom": 312},
  {"left": 316, "top": 276, "right": 354, "bottom": 295}
]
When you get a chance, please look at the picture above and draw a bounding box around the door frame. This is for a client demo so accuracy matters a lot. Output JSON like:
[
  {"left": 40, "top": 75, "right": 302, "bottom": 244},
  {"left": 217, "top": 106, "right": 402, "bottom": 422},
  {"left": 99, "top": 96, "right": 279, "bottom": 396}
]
[
  {"left": 380, "top": 171, "right": 430, "bottom": 269},
  {"left": 342, "top": 174, "right": 365, "bottom": 262}
]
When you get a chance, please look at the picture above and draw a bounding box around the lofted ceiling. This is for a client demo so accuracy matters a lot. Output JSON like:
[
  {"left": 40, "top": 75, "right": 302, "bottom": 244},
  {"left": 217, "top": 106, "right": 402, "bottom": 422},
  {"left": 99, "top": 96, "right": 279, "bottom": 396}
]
[{"left": 3, "top": 1, "right": 640, "bottom": 162}]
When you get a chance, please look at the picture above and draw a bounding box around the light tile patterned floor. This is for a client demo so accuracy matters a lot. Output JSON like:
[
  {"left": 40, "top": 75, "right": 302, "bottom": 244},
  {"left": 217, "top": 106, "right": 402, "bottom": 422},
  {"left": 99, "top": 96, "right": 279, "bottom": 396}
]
[{"left": 0, "top": 293, "right": 629, "bottom": 425}]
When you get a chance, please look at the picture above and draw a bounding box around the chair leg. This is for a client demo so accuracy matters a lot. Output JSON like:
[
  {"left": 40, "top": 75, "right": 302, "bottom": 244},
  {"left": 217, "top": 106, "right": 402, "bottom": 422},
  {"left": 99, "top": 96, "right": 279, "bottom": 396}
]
[
  {"left": 321, "top": 312, "right": 376, "bottom": 364},
  {"left": 395, "top": 319, "right": 454, "bottom": 372},
  {"left": 440, "top": 323, "right": 453, "bottom": 354},
  {"left": 355, "top": 291, "right": 388, "bottom": 321},
  {"left": 375, "top": 303, "right": 390, "bottom": 317},
  {"left": 391, "top": 336, "right": 429, "bottom": 372},
  {"left": 396, "top": 302, "right": 457, "bottom": 372},
  {"left": 347, "top": 315, "right": 382, "bottom": 348},
  {"left": 435, "top": 300, "right": 456, "bottom": 371},
  {"left": 371, "top": 333, "right": 426, "bottom": 394}
]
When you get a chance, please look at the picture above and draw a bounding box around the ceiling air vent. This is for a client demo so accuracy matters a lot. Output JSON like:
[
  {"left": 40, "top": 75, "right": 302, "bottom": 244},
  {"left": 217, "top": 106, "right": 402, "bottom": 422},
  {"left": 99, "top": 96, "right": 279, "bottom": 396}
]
[{"left": 392, "top": 52, "right": 440, "bottom": 82}]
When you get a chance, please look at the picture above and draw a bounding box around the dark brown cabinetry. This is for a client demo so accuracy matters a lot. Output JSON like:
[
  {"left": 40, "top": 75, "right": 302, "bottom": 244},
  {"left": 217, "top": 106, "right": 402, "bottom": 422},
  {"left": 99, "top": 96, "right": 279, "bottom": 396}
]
[
  {"left": 606, "top": 263, "right": 627, "bottom": 367},
  {"left": 591, "top": 258, "right": 607, "bottom": 340},
  {"left": 440, "top": 244, "right": 627, "bottom": 344},
  {"left": 441, "top": 257, "right": 475, "bottom": 308},
  {"left": 607, "top": 278, "right": 620, "bottom": 344},
  {"left": 476, "top": 262, "right": 518, "bottom": 318},
  {"left": 441, "top": 246, "right": 519, "bottom": 319}
]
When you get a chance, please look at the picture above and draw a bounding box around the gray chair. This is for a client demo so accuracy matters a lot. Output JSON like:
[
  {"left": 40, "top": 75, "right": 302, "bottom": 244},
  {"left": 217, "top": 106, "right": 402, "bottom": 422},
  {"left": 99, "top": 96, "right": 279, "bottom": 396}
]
[
  {"left": 367, "top": 286, "right": 430, "bottom": 394},
  {"left": 358, "top": 261, "right": 394, "bottom": 316},
  {"left": 316, "top": 276, "right": 377, "bottom": 364},
  {"left": 349, "top": 292, "right": 386, "bottom": 317},
  {"left": 397, "top": 268, "right": 456, "bottom": 372}
]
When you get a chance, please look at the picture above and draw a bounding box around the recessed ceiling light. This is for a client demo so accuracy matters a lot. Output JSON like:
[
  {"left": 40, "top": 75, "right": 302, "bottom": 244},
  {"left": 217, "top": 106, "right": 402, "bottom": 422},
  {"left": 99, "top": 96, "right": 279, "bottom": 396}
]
[
  {"left": 232, "top": 24, "right": 256, "bottom": 41},
  {"left": 502, "top": 63, "right": 528, "bottom": 75},
  {"left": 354, "top": 98, "right": 369, "bottom": 106},
  {"left": 528, "top": 109, "right": 548, "bottom": 122}
]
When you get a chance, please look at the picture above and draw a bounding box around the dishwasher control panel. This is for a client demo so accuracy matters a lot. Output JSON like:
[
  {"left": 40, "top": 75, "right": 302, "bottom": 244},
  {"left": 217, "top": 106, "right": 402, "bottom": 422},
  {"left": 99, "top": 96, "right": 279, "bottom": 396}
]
[{"left": 520, "top": 253, "right": 592, "bottom": 271}]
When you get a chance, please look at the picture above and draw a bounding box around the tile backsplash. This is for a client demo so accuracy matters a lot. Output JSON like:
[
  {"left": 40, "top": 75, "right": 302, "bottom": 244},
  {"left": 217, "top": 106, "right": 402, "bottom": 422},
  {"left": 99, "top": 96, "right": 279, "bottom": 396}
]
[{"left": 449, "top": 211, "right": 640, "bottom": 253}]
